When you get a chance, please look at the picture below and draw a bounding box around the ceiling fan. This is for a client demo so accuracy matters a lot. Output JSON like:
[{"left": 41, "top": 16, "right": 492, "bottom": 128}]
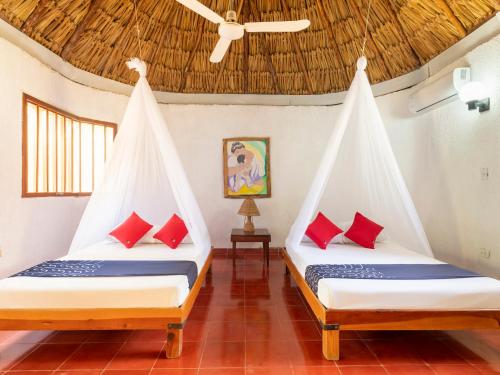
[{"left": 175, "top": 0, "right": 311, "bottom": 63}]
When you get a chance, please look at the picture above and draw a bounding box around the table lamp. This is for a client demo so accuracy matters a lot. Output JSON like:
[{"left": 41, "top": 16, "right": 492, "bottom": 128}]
[{"left": 238, "top": 198, "right": 260, "bottom": 233}]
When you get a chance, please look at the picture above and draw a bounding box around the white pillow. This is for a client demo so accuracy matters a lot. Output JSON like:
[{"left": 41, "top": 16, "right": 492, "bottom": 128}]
[{"left": 302, "top": 234, "right": 344, "bottom": 244}]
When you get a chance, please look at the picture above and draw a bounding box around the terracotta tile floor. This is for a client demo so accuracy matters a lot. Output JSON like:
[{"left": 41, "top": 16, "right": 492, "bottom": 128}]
[{"left": 1, "top": 248, "right": 499, "bottom": 374}]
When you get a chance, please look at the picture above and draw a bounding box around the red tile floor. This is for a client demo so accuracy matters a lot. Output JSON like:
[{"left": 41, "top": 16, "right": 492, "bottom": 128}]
[{"left": 1, "top": 248, "right": 499, "bottom": 374}]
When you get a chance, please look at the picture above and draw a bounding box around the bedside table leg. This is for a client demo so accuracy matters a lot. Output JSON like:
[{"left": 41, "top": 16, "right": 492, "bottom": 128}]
[
  {"left": 263, "top": 242, "right": 269, "bottom": 267},
  {"left": 232, "top": 242, "right": 236, "bottom": 265}
]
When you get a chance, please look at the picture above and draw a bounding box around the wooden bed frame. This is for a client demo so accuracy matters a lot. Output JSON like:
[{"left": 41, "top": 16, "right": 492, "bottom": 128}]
[
  {"left": 0, "top": 250, "right": 213, "bottom": 359},
  {"left": 281, "top": 249, "right": 500, "bottom": 361}
]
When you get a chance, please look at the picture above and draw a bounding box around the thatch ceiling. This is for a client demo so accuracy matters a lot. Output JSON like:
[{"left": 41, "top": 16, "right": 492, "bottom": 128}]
[{"left": 0, "top": 0, "right": 498, "bottom": 95}]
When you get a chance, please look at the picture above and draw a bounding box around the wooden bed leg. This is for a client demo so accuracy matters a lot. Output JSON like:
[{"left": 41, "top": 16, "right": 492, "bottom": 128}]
[
  {"left": 322, "top": 325, "right": 340, "bottom": 360},
  {"left": 284, "top": 264, "right": 290, "bottom": 275},
  {"left": 166, "top": 323, "right": 184, "bottom": 358},
  {"left": 206, "top": 265, "right": 212, "bottom": 282}
]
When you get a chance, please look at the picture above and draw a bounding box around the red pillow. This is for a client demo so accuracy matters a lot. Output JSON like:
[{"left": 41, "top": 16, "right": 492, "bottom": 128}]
[
  {"left": 154, "top": 214, "right": 188, "bottom": 249},
  {"left": 305, "top": 212, "right": 343, "bottom": 249},
  {"left": 109, "top": 212, "right": 153, "bottom": 249},
  {"left": 344, "top": 212, "right": 384, "bottom": 249}
]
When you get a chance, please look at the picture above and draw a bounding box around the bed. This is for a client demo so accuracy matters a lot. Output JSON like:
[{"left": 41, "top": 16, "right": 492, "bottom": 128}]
[
  {"left": 0, "top": 241, "right": 213, "bottom": 358},
  {"left": 282, "top": 241, "right": 500, "bottom": 360}
]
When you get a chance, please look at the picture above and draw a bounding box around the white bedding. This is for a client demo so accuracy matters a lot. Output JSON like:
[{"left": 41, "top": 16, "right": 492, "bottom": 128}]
[
  {"left": 288, "top": 241, "right": 500, "bottom": 310},
  {"left": 0, "top": 242, "right": 209, "bottom": 309}
]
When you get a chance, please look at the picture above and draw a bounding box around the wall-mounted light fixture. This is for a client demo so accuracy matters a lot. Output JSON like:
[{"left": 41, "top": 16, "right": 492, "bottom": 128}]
[
  {"left": 458, "top": 81, "right": 491, "bottom": 112},
  {"left": 453, "top": 67, "right": 491, "bottom": 112}
]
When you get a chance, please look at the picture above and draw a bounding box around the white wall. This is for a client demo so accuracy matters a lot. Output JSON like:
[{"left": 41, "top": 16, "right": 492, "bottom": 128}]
[
  {"left": 1, "top": 34, "right": 499, "bottom": 278},
  {"left": 163, "top": 104, "right": 338, "bottom": 249},
  {"left": 0, "top": 38, "right": 127, "bottom": 277},
  {"left": 380, "top": 35, "right": 500, "bottom": 277}
]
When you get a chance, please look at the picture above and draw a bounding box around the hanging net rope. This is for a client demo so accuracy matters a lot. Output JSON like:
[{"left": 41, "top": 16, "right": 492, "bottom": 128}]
[
  {"left": 69, "top": 58, "right": 211, "bottom": 254},
  {"left": 286, "top": 57, "right": 433, "bottom": 257}
]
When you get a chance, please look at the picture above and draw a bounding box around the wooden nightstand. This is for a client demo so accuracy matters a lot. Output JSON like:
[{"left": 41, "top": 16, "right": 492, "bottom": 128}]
[{"left": 231, "top": 228, "right": 271, "bottom": 266}]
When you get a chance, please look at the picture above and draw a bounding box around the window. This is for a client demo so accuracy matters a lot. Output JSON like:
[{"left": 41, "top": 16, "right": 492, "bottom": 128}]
[{"left": 22, "top": 94, "right": 116, "bottom": 197}]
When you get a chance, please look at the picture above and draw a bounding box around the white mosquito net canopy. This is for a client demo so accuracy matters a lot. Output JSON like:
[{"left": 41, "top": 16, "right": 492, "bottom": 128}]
[
  {"left": 70, "top": 58, "right": 210, "bottom": 254},
  {"left": 287, "top": 57, "right": 433, "bottom": 257}
]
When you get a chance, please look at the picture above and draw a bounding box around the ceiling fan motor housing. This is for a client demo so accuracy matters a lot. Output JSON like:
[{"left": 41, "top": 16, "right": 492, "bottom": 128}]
[
  {"left": 226, "top": 10, "right": 237, "bottom": 22},
  {"left": 218, "top": 22, "right": 244, "bottom": 40}
]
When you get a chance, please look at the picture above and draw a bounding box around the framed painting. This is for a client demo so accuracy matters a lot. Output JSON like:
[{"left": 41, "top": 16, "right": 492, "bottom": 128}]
[{"left": 223, "top": 137, "right": 271, "bottom": 198}]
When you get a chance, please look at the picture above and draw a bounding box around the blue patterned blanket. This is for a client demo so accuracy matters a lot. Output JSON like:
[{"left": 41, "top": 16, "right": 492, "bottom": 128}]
[
  {"left": 12, "top": 260, "right": 198, "bottom": 288},
  {"left": 305, "top": 264, "right": 481, "bottom": 295}
]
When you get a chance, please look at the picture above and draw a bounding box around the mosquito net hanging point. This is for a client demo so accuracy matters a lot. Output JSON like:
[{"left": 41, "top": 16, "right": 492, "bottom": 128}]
[
  {"left": 286, "top": 57, "right": 433, "bottom": 258},
  {"left": 127, "top": 57, "right": 147, "bottom": 77},
  {"left": 356, "top": 56, "right": 367, "bottom": 71},
  {"left": 69, "top": 58, "right": 210, "bottom": 255}
]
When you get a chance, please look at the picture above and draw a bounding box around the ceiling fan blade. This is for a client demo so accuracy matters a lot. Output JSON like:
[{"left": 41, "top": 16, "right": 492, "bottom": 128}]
[
  {"left": 210, "top": 38, "right": 232, "bottom": 63},
  {"left": 244, "top": 19, "right": 310, "bottom": 33},
  {"left": 175, "top": 0, "right": 224, "bottom": 24}
]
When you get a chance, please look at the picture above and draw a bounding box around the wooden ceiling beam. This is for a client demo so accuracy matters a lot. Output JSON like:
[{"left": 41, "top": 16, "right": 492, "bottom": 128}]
[
  {"left": 60, "top": 0, "right": 103, "bottom": 60},
  {"left": 21, "top": 0, "right": 51, "bottom": 34},
  {"left": 347, "top": 0, "right": 391, "bottom": 80},
  {"left": 248, "top": 0, "right": 281, "bottom": 94},
  {"left": 212, "top": 51, "right": 229, "bottom": 93},
  {"left": 278, "top": 0, "right": 314, "bottom": 94},
  {"left": 259, "top": 34, "right": 282, "bottom": 94},
  {"left": 314, "top": 0, "right": 350, "bottom": 89},
  {"left": 435, "top": 0, "right": 467, "bottom": 37},
  {"left": 243, "top": 32, "right": 249, "bottom": 93}
]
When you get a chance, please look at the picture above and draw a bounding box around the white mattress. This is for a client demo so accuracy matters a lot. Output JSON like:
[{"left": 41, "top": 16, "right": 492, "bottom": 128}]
[
  {"left": 0, "top": 242, "right": 209, "bottom": 309},
  {"left": 288, "top": 242, "right": 500, "bottom": 310}
]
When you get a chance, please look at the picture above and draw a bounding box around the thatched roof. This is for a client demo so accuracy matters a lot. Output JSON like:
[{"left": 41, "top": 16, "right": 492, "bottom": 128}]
[{"left": 0, "top": 0, "right": 497, "bottom": 95}]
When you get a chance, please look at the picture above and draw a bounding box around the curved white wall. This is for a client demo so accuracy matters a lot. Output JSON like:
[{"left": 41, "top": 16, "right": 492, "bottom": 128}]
[
  {"left": 0, "top": 38, "right": 127, "bottom": 277},
  {"left": 382, "top": 35, "right": 500, "bottom": 278},
  {"left": 0, "top": 34, "right": 499, "bottom": 278}
]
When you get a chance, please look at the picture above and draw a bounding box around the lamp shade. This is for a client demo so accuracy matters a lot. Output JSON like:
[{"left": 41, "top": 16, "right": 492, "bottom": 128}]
[{"left": 238, "top": 198, "right": 260, "bottom": 217}]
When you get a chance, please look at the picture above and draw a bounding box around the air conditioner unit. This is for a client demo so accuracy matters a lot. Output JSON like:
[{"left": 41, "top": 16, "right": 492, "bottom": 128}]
[{"left": 408, "top": 67, "right": 471, "bottom": 114}]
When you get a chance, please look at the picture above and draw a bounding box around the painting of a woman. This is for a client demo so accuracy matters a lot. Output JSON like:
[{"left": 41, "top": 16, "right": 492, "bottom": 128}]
[{"left": 223, "top": 138, "right": 270, "bottom": 198}]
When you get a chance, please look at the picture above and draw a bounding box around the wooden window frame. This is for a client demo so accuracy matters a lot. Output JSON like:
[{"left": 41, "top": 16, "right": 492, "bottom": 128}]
[{"left": 22, "top": 93, "right": 117, "bottom": 198}]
